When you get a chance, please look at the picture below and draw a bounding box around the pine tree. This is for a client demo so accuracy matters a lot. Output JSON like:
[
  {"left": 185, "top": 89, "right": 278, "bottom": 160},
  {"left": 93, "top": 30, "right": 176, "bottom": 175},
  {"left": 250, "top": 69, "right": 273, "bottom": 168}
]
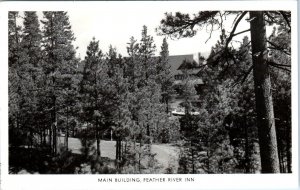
[
  {"left": 124, "top": 27, "right": 175, "bottom": 172},
  {"left": 80, "top": 37, "right": 109, "bottom": 158},
  {"left": 138, "top": 26, "right": 161, "bottom": 143},
  {"left": 8, "top": 11, "right": 22, "bottom": 68},
  {"left": 268, "top": 21, "right": 291, "bottom": 173},
  {"left": 249, "top": 11, "right": 279, "bottom": 173},
  {"left": 8, "top": 11, "right": 23, "bottom": 146},
  {"left": 41, "top": 11, "right": 78, "bottom": 155},
  {"left": 106, "top": 48, "right": 132, "bottom": 166},
  {"left": 157, "top": 38, "right": 174, "bottom": 113},
  {"left": 20, "top": 11, "right": 43, "bottom": 148},
  {"left": 125, "top": 36, "right": 140, "bottom": 93},
  {"left": 138, "top": 25, "right": 156, "bottom": 86}
]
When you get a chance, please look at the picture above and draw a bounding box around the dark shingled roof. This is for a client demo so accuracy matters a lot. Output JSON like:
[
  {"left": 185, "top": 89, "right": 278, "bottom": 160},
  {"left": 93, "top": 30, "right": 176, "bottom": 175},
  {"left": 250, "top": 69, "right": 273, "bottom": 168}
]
[
  {"left": 77, "top": 52, "right": 210, "bottom": 76},
  {"left": 168, "top": 54, "right": 194, "bottom": 75}
]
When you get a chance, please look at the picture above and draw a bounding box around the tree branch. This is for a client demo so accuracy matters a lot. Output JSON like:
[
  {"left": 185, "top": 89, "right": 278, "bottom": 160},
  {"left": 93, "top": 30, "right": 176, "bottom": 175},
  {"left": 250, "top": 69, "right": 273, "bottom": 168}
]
[
  {"left": 205, "top": 21, "right": 214, "bottom": 43},
  {"left": 267, "top": 40, "right": 291, "bottom": 56},
  {"left": 268, "top": 61, "right": 291, "bottom": 67},
  {"left": 232, "top": 65, "right": 253, "bottom": 87},
  {"left": 268, "top": 61, "right": 291, "bottom": 72},
  {"left": 264, "top": 11, "right": 276, "bottom": 24},
  {"left": 279, "top": 11, "right": 291, "bottom": 32},
  {"left": 225, "top": 11, "right": 248, "bottom": 50},
  {"left": 268, "top": 46, "right": 291, "bottom": 56},
  {"left": 232, "top": 29, "right": 251, "bottom": 37},
  {"left": 231, "top": 12, "right": 242, "bottom": 28},
  {"left": 245, "top": 40, "right": 252, "bottom": 47},
  {"left": 241, "top": 65, "right": 253, "bottom": 84},
  {"left": 157, "top": 11, "right": 220, "bottom": 38},
  {"left": 218, "top": 12, "right": 224, "bottom": 31}
]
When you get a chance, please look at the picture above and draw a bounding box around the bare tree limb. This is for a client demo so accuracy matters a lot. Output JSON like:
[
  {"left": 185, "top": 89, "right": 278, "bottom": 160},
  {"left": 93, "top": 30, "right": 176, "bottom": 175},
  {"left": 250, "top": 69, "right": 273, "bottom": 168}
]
[
  {"left": 232, "top": 29, "right": 251, "bottom": 37},
  {"left": 205, "top": 21, "right": 214, "bottom": 43},
  {"left": 268, "top": 46, "right": 291, "bottom": 56},
  {"left": 218, "top": 12, "right": 224, "bottom": 31},
  {"left": 268, "top": 61, "right": 291, "bottom": 72},
  {"left": 241, "top": 65, "right": 253, "bottom": 84},
  {"left": 264, "top": 11, "right": 276, "bottom": 23},
  {"left": 232, "top": 65, "right": 253, "bottom": 87},
  {"left": 209, "top": 11, "right": 248, "bottom": 73},
  {"left": 268, "top": 61, "right": 291, "bottom": 67},
  {"left": 245, "top": 40, "right": 252, "bottom": 47},
  {"left": 279, "top": 11, "right": 291, "bottom": 32},
  {"left": 225, "top": 11, "right": 248, "bottom": 49},
  {"left": 267, "top": 40, "right": 291, "bottom": 56},
  {"left": 231, "top": 12, "right": 242, "bottom": 28}
]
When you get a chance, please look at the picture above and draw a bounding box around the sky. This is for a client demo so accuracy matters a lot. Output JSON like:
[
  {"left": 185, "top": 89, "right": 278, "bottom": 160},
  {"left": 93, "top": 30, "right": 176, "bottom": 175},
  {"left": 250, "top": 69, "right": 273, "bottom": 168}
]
[
  {"left": 67, "top": 7, "right": 221, "bottom": 59},
  {"left": 62, "top": 2, "right": 259, "bottom": 60},
  {"left": 19, "top": 2, "right": 275, "bottom": 60}
]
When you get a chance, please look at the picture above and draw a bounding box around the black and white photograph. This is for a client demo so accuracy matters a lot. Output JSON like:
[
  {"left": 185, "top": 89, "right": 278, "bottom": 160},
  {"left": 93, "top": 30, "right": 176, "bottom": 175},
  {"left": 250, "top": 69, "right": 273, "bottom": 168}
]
[{"left": 0, "top": 1, "right": 298, "bottom": 189}]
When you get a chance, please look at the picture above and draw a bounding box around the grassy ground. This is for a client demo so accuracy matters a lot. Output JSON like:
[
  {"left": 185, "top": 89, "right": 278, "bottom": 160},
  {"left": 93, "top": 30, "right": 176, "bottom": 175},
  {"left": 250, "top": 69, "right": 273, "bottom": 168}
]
[
  {"left": 9, "top": 137, "right": 180, "bottom": 174},
  {"left": 59, "top": 137, "right": 180, "bottom": 173}
]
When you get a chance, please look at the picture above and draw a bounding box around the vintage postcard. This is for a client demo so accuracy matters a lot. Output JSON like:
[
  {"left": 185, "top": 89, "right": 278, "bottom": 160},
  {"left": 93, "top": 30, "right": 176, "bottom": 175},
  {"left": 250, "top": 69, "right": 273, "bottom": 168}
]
[{"left": 0, "top": 1, "right": 298, "bottom": 190}]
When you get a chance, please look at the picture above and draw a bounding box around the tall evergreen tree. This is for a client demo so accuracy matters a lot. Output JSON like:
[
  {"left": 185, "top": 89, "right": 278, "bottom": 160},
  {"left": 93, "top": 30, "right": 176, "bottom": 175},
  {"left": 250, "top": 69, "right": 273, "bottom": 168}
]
[
  {"left": 20, "top": 11, "right": 44, "bottom": 148},
  {"left": 41, "top": 11, "right": 78, "bottom": 154},
  {"left": 157, "top": 38, "right": 174, "bottom": 113},
  {"left": 249, "top": 11, "right": 279, "bottom": 173},
  {"left": 8, "top": 11, "right": 23, "bottom": 146},
  {"left": 106, "top": 47, "right": 131, "bottom": 165},
  {"left": 268, "top": 20, "right": 291, "bottom": 173},
  {"left": 138, "top": 25, "right": 156, "bottom": 86},
  {"left": 124, "top": 27, "right": 175, "bottom": 172},
  {"left": 125, "top": 37, "right": 140, "bottom": 93},
  {"left": 80, "top": 38, "right": 109, "bottom": 157}
]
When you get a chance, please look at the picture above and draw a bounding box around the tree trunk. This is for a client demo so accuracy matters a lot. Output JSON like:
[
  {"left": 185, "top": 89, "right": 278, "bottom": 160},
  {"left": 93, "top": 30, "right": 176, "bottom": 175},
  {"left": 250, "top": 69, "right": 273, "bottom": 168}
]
[
  {"left": 39, "top": 130, "right": 43, "bottom": 147},
  {"left": 52, "top": 95, "right": 57, "bottom": 155},
  {"left": 278, "top": 142, "right": 283, "bottom": 173},
  {"left": 116, "top": 138, "right": 119, "bottom": 161},
  {"left": 191, "top": 141, "right": 195, "bottom": 174},
  {"left": 53, "top": 123, "right": 57, "bottom": 155},
  {"left": 138, "top": 138, "right": 142, "bottom": 173},
  {"left": 65, "top": 106, "right": 69, "bottom": 149},
  {"left": 72, "top": 124, "right": 75, "bottom": 137},
  {"left": 119, "top": 140, "right": 122, "bottom": 160},
  {"left": 30, "top": 129, "right": 33, "bottom": 149},
  {"left": 96, "top": 122, "right": 101, "bottom": 157},
  {"left": 166, "top": 97, "right": 169, "bottom": 114},
  {"left": 146, "top": 124, "right": 150, "bottom": 141},
  {"left": 96, "top": 136, "right": 100, "bottom": 157},
  {"left": 244, "top": 117, "right": 250, "bottom": 173},
  {"left": 250, "top": 11, "right": 280, "bottom": 173},
  {"left": 286, "top": 123, "right": 292, "bottom": 173},
  {"left": 49, "top": 124, "right": 52, "bottom": 151},
  {"left": 206, "top": 132, "right": 210, "bottom": 173},
  {"left": 119, "top": 139, "right": 122, "bottom": 160},
  {"left": 124, "top": 141, "right": 127, "bottom": 156},
  {"left": 117, "top": 140, "right": 119, "bottom": 160},
  {"left": 43, "top": 126, "right": 46, "bottom": 146}
]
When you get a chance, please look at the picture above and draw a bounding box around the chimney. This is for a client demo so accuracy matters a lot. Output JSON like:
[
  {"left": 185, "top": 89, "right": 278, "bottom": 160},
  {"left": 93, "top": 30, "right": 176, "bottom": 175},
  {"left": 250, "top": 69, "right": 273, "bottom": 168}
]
[
  {"left": 198, "top": 52, "right": 205, "bottom": 66},
  {"left": 193, "top": 53, "right": 200, "bottom": 67}
]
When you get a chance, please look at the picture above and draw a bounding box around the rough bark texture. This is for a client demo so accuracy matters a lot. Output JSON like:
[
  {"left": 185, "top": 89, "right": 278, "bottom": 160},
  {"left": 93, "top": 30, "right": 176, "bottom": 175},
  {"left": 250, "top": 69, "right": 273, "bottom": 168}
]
[
  {"left": 52, "top": 95, "right": 57, "bottom": 155},
  {"left": 250, "top": 11, "right": 280, "bottom": 173},
  {"left": 96, "top": 124, "right": 101, "bottom": 157},
  {"left": 65, "top": 108, "right": 69, "bottom": 149},
  {"left": 286, "top": 122, "right": 292, "bottom": 173}
]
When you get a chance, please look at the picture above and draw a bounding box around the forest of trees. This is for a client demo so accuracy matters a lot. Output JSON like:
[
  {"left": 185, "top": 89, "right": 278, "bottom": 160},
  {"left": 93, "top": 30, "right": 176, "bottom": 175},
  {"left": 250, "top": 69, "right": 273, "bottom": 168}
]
[{"left": 8, "top": 11, "right": 291, "bottom": 174}]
